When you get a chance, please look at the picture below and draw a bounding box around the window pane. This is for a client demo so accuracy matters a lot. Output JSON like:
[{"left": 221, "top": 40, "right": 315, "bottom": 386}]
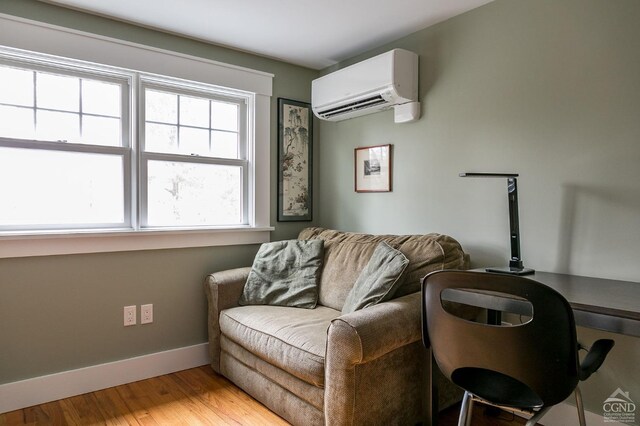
[
  {"left": 211, "top": 101, "right": 238, "bottom": 131},
  {"left": 82, "top": 116, "right": 121, "bottom": 146},
  {"left": 82, "top": 79, "right": 121, "bottom": 117},
  {"left": 146, "top": 89, "right": 177, "bottom": 124},
  {"left": 0, "top": 147, "right": 124, "bottom": 226},
  {"left": 147, "top": 160, "right": 241, "bottom": 226},
  {"left": 145, "top": 123, "right": 177, "bottom": 153},
  {"left": 0, "top": 66, "right": 33, "bottom": 107},
  {"left": 179, "top": 95, "right": 209, "bottom": 127},
  {"left": 179, "top": 127, "right": 209, "bottom": 156},
  {"left": 36, "top": 110, "right": 80, "bottom": 143},
  {"left": 211, "top": 131, "right": 238, "bottom": 159},
  {"left": 37, "top": 73, "right": 79, "bottom": 112},
  {"left": 0, "top": 105, "right": 35, "bottom": 140}
]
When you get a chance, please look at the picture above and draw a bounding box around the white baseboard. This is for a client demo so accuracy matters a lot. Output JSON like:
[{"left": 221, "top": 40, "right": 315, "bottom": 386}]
[{"left": 0, "top": 343, "right": 210, "bottom": 414}]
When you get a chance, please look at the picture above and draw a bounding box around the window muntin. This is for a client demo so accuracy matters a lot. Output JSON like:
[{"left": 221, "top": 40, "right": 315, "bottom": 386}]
[
  {"left": 143, "top": 87, "right": 241, "bottom": 159},
  {"left": 0, "top": 63, "right": 124, "bottom": 147},
  {"left": 140, "top": 81, "right": 248, "bottom": 228},
  {"left": 0, "top": 51, "right": 254, "bottom": 234}
]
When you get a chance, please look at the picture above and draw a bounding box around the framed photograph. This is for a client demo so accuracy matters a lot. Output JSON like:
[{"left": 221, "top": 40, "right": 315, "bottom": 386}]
[
  {"left": 355, "top": 144, "right": 392, "bottom": 192},
  {"left": 278, "top": 98, "right": 313, "bottom": 221}
]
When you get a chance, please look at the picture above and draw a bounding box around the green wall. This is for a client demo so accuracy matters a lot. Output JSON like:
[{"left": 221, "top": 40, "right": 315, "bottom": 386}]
[
  {"left": 318, "top": 0, "right": 639, "bottom": 419},
  {"left": 0, "top": 0, "right": 319, "bottom": 384},
  {"left": 1, "top": 0, "right": 638, "bottom": 421}
]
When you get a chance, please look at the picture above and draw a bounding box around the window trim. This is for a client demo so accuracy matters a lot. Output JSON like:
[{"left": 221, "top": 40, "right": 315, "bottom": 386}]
[
  {"left": 0, "top": 227, "right": 273, "bottom": 259},
  {"left": 138, "top": 77, "right": 252, "bottom": 229},
  {"left": 0, "top": 14, "right": 273, "bottom": 257}
]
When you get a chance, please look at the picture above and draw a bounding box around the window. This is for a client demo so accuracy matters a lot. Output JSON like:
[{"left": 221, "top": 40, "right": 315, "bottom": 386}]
[
  {"left": 0, "top": 51, "right": 253, "bottom": 235},
  {"left": 0, "top": 59, "right": 130, "bottom": 231},
  {"left": 140, "top": 81, "right": 248, "bottom": 228}
]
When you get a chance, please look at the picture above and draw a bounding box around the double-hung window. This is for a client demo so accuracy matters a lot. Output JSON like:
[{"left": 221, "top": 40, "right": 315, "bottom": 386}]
[
  {"left": 140, "top": 78, "right": 249, "bottom": 228},
  {"left": 0, "top": 50, "right": 255, "bottom": 237},
  {"left": 0, "top": 58, "right": 131, "bottom": 231},
  {"left": 0, "top": 16, "right": 272, "bottom": 257}
]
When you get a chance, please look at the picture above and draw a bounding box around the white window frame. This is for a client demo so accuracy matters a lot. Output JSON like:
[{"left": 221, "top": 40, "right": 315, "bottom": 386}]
[
  {"left": 0, "top": 54, "right": 134, "bottom": 232},
  {"left": 138, "top": 76, "right": 252, "bottom": 229},
  {"left": 0, "top": 14, "right": 274, "bottom": 258}
]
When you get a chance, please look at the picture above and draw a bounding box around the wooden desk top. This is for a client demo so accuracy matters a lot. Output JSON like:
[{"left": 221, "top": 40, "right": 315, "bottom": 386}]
[
  {"left": 526, "top": 271, "right": 640, "bottom": 321},
  {"left": 463, "top": 270, "right": 640, "bottom": 337}
]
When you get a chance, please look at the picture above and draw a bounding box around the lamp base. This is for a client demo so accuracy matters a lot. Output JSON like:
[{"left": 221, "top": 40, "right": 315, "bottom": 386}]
[{"left": 485, "top": 266, "right": 535, "bottom": 276}]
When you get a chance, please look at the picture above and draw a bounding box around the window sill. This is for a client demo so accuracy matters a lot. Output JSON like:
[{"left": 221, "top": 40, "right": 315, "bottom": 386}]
[{"left": 0, "top": 227, "right": 274, "bottom": 258}]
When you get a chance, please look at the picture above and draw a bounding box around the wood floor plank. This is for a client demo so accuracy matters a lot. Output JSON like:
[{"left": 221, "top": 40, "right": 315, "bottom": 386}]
[
  {"left": 62, "top": 393, "right": 108, "bottom": 425},
  {"left": 113, "top": 381, "right": 163, "bottom": 426},
  {"left": 0, "top": 409, "right": 26, "bottom": 426},
  {"left": 174, "top": 367, "right": 287, "bottom": 426},
  {"left": 170, "top": 367, "right": 261, "bottom": 425},
  {"left": 153, "top": 373, "right": 233, "bottom": 425},
  {"left": 1, "top": 365, "right": 538, "bottom": 426},
  {"left": 173, "top": 367, "right": 286, "bottom": 426},
  {"left": 87, "top": 388, "right": 139, "bottom": 426},
  {"left": 124, "top": 378, "right": 186, "bottom": 425}
]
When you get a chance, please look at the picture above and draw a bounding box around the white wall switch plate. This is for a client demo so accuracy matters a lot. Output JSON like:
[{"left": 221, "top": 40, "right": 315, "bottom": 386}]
[
  {"left": 124, "top": 305, "right": 136, "bottom": 326},
  {"left": 141, "top": 304, "right": 153, "bottom": 324}
]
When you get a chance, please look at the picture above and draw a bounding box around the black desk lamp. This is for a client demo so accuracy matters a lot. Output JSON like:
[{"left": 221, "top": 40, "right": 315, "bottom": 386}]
[{"left": 460, "top": 172, "right": 534, "bottom": 276}]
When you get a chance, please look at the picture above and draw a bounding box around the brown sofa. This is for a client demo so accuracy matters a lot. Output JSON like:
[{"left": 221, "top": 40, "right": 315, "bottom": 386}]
[{"left": 203, "top": 227, "right": 469, "bottom": 425}]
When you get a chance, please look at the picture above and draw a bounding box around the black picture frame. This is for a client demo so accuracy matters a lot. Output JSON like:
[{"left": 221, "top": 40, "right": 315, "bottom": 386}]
[{"left": 277, "top": 98, "right": 313, "bottom": 222}]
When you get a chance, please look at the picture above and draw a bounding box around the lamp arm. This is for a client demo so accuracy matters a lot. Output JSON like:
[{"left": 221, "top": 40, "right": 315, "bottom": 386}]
[{"left": 460, "top": 171, "right": 534, "bottom": 275}]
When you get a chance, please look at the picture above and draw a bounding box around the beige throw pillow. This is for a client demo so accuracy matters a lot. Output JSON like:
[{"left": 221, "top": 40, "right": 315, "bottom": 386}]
[{"left": 342, "top": 241, "right": 409, "bottom": 314}]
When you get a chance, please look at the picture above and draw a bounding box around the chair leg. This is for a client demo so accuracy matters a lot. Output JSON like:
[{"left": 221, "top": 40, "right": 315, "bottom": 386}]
[
  {"left": 525, "top": 406, "right": 551, "bottom": 426},
  {"left": 575, "top": 386, "right": 587, "bottom": 426},
  {"left": 457, "top": 391, "right": 474, "bottom": 426}
]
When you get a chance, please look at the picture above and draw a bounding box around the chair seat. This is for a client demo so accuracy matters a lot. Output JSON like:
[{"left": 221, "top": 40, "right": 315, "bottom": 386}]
[
  {"left": 219, "top": 305, "right": 340, "bottom": 387},
  {"left": 453, "top": 367, "right": 543, "bottom": 409}
]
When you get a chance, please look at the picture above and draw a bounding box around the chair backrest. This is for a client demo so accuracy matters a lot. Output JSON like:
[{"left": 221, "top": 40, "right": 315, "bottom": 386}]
[{"left": 422, "top": 270, "right": 580, "bottom": 408}]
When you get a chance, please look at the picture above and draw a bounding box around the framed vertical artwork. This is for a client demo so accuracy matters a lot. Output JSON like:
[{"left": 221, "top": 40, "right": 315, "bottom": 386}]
[
  {"left": 277, "top": 98, "right": 313, "bottom": 221},
  {"left": 354, "top": 144, "right": 392, "bottom": 192}
]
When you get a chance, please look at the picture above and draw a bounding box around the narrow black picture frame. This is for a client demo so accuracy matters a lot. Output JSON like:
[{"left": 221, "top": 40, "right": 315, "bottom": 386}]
[{"left": 277, "top": 98, "right": 313, "bottom": 222}]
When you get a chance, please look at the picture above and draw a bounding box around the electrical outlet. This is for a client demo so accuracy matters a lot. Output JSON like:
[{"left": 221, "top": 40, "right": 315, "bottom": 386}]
[
  {"left": 124, "top": 305, "right": 136, "bottom": 326},
  {"left": 141, "top": 304, "right": 153, "bottom": 324}
]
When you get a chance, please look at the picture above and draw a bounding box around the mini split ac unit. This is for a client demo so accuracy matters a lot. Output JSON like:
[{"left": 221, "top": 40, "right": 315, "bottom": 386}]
[{"left": 311, "top": 49, "right": 419, "bottom": 123}]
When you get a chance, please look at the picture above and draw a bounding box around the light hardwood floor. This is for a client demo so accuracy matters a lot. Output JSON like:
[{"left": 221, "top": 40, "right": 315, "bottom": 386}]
[
  {"left": 0, "top": 366, "right": 530, "bottom": 426},
  {"left": 0, "top": 366, "right": 288, "bottom": 425}
]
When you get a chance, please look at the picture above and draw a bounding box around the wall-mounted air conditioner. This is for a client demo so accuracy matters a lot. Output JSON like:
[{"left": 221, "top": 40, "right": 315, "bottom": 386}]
[{"left": 311, "top": 49, "right": 419, "bottom": 123}]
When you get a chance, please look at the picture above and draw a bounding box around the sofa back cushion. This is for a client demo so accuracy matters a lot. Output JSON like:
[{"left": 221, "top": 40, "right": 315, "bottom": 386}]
[{"left": 298, "top": 227, "right": 469, "bottom": 311}]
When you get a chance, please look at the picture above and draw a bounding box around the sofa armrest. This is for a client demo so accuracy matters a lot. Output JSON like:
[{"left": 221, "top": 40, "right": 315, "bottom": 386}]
[
  {"left": 203, "top": 267, "right": 250, "bottom": 372},
  {"left": 328, "top": 292, "right": 422, "bottom": 364},
  {"left": 325, "top": 292, "right": 426, "bottom": 425}
]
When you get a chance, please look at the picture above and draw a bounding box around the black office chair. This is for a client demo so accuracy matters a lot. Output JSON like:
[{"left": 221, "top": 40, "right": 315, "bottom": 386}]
[{"left": 422, "top": 270, "right": 614, "bottom": 426}]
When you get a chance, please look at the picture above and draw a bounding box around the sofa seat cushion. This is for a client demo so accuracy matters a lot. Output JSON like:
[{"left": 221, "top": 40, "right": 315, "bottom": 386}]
[{"left": 219, "top": 305, "right": 340, "bottom": 387}]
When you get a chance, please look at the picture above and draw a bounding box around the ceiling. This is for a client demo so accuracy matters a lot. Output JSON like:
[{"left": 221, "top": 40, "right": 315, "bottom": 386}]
[{"left": 41, "top": 0, "right": 493, "bottom": 70}]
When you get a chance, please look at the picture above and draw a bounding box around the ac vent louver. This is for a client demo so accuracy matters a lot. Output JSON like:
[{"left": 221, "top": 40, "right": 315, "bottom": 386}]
[{"left": 318, "top": 95, "right": 387, "bottom": 119}]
